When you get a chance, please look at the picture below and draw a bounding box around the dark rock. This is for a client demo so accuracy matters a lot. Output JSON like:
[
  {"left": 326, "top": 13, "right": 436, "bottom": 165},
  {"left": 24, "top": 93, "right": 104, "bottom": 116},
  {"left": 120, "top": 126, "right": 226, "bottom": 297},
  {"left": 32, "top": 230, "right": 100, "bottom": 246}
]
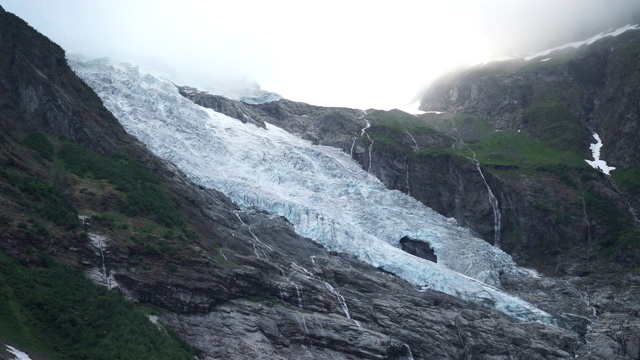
[{"left": 399, "top": 236, "right": 437, "bottom": 263}]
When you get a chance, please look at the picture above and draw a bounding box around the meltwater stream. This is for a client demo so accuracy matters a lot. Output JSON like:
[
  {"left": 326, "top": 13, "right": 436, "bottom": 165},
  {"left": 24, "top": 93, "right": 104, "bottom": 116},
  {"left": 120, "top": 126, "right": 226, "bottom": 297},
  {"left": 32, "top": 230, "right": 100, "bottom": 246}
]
[{"left": 70, "top": 56, "right": 551, "bottom": 322}]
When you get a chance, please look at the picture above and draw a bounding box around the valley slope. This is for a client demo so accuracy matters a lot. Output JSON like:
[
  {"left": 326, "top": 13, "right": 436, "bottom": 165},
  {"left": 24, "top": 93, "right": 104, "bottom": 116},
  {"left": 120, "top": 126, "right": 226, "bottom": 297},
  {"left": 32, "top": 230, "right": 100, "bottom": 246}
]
[{"left": 1, "top": 5, "right": 640, "bottom": 360}]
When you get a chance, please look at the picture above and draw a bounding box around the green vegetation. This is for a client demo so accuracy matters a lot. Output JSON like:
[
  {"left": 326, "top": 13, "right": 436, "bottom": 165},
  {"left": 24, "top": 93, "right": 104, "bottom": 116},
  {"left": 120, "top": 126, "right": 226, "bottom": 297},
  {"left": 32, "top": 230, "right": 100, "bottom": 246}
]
[
  {"left": 469, "top": 130, "right": 586, "bottom": 171},
  {"left": 618, "top": 227, "right": 640, "bottom": 248},
  {"left": 611, "top": 38, "right": 640, "bottom": 80},
  {"left": 612, "top": 167, "right": 640, "bottom": 195},
  {"left": 611, "top": 166, "right": 640, "bottom": 195},
  {"left": 365, "top": 109, "right": 443, "bottom": 152},
  {"left": 23, "top": 131, "right": 54, "bottom": 160},
  {"left": 615, "top": 40, "right": 640, "bottom": 58},
  {"left": 420, "top": 113, "right": 488, "bottom": 142},
  {"left": 0, "top": 250, "right": 199, "bottom": 359},
  {"left": 584, "top": 191, "right": 630, "bottom": 248},
  {"left": 450, "top": 114, "right": 492, "bottom": 140},
  {"left": 369, "top": 109, "right": 427, "bottom": 127},
  {"left": 57, "top": 142, "right": 183, "bottom": 228},
  {"left": 521, "top": 102, "right": 584, "bottom": 151},
  {"left": 514, "top": 50, "right": 578, "bottom": 73},
  {"left": 0, "top": 170, "right": 78, "bottom": 230}
]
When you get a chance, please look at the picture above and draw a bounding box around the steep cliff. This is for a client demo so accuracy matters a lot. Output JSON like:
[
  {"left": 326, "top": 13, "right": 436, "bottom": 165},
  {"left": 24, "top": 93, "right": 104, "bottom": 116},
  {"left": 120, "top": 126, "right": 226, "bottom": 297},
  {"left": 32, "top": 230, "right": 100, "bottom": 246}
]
[
  {"left": 418, "top": 28, "right": 640, "bottom": 272},
  {"left": 3, "top": 5, "right": 640, "bottom": 360}
]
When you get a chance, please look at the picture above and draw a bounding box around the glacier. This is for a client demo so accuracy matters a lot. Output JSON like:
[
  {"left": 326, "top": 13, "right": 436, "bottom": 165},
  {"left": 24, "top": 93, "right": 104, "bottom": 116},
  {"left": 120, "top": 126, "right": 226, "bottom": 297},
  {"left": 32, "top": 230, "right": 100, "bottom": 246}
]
[{"left": 69, "top": 56, "right": 552, "bottom": 322}]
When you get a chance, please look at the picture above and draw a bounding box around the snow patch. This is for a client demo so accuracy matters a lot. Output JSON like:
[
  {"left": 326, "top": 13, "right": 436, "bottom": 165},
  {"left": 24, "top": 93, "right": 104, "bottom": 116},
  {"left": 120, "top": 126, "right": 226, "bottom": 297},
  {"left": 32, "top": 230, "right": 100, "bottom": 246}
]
[
  {"left": 5, "top": 345, "right": 32, "bottom": 360},
  {"left": 585, "top": 133, "right": 616, "bottom": 175},
  {"left": 525, "top": 24, "right": 640, "bottom": 61},
  {"left": 395, "top": 100, "right": 426, "bottom": 115}
]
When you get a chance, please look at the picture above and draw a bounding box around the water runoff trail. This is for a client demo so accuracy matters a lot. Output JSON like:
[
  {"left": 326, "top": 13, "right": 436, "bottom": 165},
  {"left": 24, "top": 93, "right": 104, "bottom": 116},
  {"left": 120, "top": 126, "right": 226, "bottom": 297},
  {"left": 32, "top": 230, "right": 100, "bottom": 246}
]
[{"left": 445, "top": 118, "right": 502, "bottom": 248}]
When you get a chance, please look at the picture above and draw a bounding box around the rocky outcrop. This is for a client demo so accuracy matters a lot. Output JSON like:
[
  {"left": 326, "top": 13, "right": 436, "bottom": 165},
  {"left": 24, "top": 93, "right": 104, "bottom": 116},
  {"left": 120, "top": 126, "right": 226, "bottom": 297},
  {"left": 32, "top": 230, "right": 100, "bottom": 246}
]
[
  {"left": 95, "top": 207, "right": 593, "bottom": 360},
  {"left": 0, "top": 6, "right": 137, "bottom": 155},
  {"left": 177, "top": 86, "right": 266, "bottom": 128},
  {"left": 179, "top": 88, "right": 367, "bottom": 153}
]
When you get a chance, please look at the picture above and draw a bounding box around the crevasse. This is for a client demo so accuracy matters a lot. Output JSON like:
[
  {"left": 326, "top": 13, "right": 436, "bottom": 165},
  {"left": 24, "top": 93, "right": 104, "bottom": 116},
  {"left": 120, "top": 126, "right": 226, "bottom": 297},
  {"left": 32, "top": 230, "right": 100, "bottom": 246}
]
[{"left": 69, "top": 56, "right": 551, "bottom": 322}]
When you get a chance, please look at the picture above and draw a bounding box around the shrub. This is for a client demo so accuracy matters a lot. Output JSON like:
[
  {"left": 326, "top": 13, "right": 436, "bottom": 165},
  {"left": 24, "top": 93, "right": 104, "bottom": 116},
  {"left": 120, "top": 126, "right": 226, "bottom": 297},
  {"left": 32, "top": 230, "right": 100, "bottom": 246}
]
[
  {"left": 0, "top": 250, "right": 199, "bottom": 359},
  {"left": 23, "top": 132, "right": 54, "bottom": 160},
  {"left": 57, "top": 143, "right": 183, "bottom": 228},
  {"left": 0, "top": 170, "right": 78, "bottom": 230}
]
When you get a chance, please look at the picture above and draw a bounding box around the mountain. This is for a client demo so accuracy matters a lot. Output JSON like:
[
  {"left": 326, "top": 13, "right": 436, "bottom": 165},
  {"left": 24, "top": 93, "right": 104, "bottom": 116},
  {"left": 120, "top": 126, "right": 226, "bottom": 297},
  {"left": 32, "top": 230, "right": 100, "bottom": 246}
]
[
  {"left": 417, "top": 25, "right": 640, "bottom": 272},
  {"left": 1, "top": 5, "right": 640, "bottom": 360}
]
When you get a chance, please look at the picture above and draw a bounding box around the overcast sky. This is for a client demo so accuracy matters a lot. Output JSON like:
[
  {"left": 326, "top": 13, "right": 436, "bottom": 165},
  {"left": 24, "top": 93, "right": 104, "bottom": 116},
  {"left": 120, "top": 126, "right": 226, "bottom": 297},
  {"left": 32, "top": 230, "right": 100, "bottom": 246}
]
[{"left": 2, "top": 0, "right": 640, "bottom": 109}]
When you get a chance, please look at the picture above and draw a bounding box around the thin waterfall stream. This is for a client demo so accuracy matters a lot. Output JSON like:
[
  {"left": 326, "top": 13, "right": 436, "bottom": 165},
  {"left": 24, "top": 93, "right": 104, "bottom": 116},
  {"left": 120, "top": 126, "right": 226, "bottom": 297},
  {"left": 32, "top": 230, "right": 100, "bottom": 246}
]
[
  {"left": 88, "top": 233, "right": 113, "bottom": 289},
  {"left": 466, "top": 148, "right": 502, "bottom": 247},
  {"left": 359, "top": 114, "right": 374, "bottom": 173}
]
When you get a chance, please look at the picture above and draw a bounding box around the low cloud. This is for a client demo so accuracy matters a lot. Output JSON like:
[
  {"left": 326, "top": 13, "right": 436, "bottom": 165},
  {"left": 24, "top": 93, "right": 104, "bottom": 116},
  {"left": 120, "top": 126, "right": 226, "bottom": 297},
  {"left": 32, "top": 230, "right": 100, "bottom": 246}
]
[{"left": 2, "top": 0, "right": 640, "bottom": 109}]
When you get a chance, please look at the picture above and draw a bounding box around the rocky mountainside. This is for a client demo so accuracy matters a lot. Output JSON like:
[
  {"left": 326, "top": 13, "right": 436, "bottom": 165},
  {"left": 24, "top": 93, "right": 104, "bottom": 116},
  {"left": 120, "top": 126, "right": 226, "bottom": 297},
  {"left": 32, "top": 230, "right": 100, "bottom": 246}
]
[
  {"left": 174, "top": 26, "right": 640, "bottom": 359},
  {"left": 179, "top": 27, "right": 640, "bottom": 277},
  {"left": 418, "top": 28, "right": 640, "bottom": 270},
  {"left": 1, "top": 5, "right": 640, "bottom": 360}
]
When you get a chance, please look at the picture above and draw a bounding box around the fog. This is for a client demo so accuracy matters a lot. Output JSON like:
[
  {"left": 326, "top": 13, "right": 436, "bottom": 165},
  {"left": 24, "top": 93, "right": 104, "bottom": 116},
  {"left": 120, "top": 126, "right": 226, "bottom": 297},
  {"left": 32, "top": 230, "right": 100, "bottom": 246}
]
[{"left": 2, "top": 0, "right": 640, "bottom": 109}]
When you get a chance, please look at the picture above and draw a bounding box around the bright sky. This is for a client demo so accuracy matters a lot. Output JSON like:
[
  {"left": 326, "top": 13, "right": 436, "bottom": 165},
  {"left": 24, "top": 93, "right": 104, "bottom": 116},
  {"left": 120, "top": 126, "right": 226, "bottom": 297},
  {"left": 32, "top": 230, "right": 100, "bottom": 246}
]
[{"left": 2, "top": 0, "right": 640, "bottom": 109}]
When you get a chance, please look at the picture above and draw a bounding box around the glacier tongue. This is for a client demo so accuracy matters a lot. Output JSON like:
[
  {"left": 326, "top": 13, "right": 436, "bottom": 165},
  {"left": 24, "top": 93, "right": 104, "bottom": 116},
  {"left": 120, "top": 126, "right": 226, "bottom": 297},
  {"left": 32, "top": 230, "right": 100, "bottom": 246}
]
[{"left": 69, "top": 56, "right": 551, "bottom": 322}]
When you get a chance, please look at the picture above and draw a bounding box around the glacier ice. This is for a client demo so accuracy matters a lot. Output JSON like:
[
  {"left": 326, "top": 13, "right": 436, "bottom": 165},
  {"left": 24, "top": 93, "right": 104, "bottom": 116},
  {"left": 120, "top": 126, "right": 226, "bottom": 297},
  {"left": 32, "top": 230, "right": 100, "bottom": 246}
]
[{"left": 69, "top": 56, "right": 552, "bottom": 322}]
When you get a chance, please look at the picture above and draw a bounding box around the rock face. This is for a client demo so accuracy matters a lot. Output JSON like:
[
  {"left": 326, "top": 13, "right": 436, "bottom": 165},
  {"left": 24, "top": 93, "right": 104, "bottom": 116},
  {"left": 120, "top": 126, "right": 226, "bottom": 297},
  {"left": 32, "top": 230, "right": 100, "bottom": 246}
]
[
  {"left": 417, "top": 31, "right": 640, "bottom": 270},
  {"left": 178, "top": 86, "right": 367, "bottom": 152},
  {"left": 3, "top": 5, "right": 640, "bottom": 360},
  {"left": 0, "top": 7, "right": 137, "bottom": 155}
]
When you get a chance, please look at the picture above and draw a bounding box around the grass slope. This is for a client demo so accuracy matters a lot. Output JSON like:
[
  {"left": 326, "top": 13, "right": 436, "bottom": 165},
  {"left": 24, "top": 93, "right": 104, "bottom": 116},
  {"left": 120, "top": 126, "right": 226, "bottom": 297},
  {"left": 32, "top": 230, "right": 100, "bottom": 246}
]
[
  {"left": 0, "top": 251, "right": 198, "bottom": 360},
  {"left": 0, "top": 131, "right": 204, "bottom": 358}
]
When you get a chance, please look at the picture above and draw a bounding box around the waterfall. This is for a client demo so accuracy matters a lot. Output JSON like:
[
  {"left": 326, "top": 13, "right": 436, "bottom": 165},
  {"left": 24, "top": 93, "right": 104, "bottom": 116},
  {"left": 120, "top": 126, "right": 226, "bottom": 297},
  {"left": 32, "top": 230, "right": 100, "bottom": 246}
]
[
  {"left": 475, "top": 163, "right": 502, "bottom": 247},
  {"left": 405, "top": 157, "right": 411, "bottom": 196},
  {"left": 464, "top": 147, "right": 502, "bottom": 247},
  {"left": 234, "top": 210, "right": 274, "bottom": 260},
  {"left": 299, "top": 315, "right": 309, "bottom": 336},
  {"left": 403, "top": 343, "right": 415, "bottom": 360},
  {"left": 562, "top": 280, "right": 598, "bottom": 320},
  {"left": 607, "top": 177, "right": 640, "bottom": 224},
  {"left": 350, "top": 137, "right": 356, "bottom": 158},
  {"left": 452, "top": 140, "right": 502, "bottom": 247},
  {"left": 315, "top": 316, "right": 327, "bottom": 342},
  {"left": 404, "top": 130, "right": 419, "bottom": 151},
  {"left": 580, "top": 194, "right": 593, "bottom": 266},
  {"left": 360, "top": 118, "right": 374, "bottom": 172},
  {"left": 292, "top": 262, "right": 360, "bottom": 326},
  {"left": 323, "top": 282, "right": 352, "bottom": 320},
  {"left": 294, "top": 284, "right": 304, "bottom": 308},
  {"left": 89, "top": 233, "right": 112, "bottom": 289}
]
